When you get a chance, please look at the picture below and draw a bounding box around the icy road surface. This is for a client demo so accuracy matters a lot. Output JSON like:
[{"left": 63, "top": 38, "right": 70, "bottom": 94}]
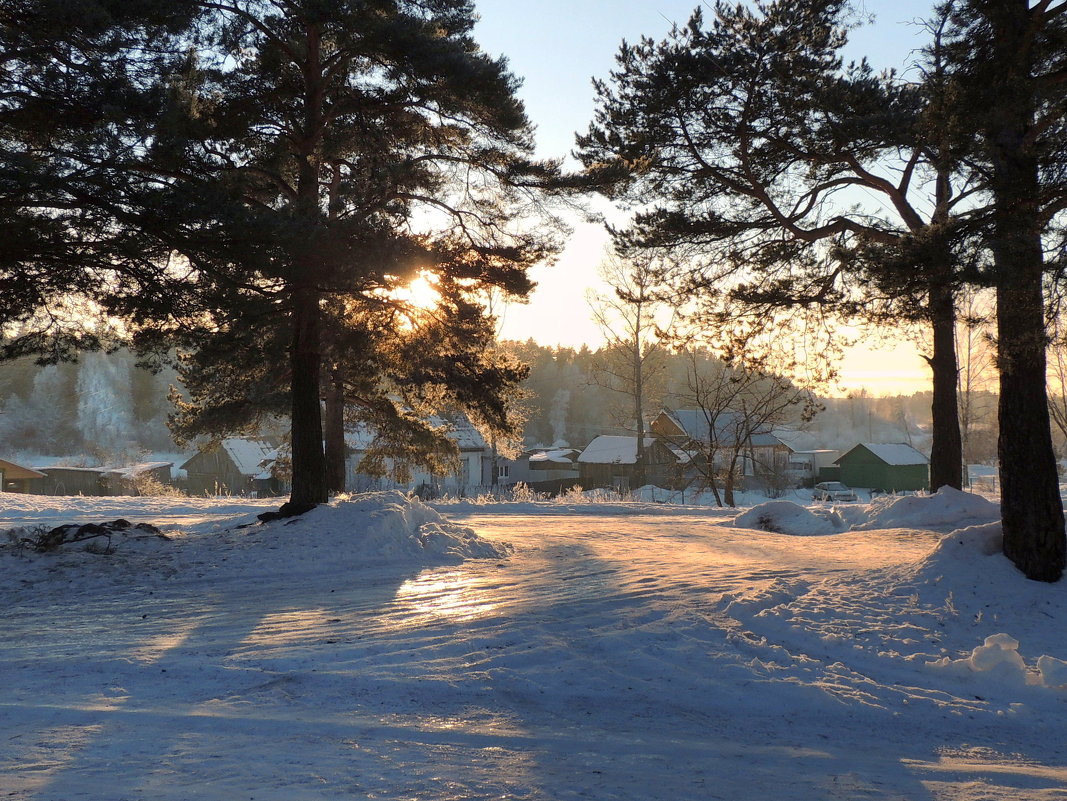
[{"left": 3, "top": 502, "right": 1067, "bottom": 800}]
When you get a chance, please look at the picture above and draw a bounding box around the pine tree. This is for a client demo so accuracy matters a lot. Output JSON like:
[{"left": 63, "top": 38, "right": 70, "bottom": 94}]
[
  {"left": 576, "top": 0, "right": 973, "bottom": 492},
  {"left": 0, "top": 1, "right": 191, "bottom": 360},
  {"left": 944, "top": 0, "right": 1067, "bottom": 581},
  {"left": 3, "top": 1, "right": 562, "bottom": 513}
]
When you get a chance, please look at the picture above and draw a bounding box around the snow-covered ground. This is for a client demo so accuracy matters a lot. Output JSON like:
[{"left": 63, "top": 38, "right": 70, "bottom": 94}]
[{"left": 2, "top": 489, "right": 1066, "bottom": 800}]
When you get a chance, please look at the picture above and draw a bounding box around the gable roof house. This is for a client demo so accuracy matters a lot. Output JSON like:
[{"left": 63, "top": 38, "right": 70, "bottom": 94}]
[
  {"left": 836, "top": 443, "right": 929, "bottom": 493},
  {"left": 650, "top": 409, "right": 793, "bottom": 482},
  {"left": 0, "top": 458, "right": 45, "bottom": 493},
  {"left": 344, "top": 416, "right": 491, "bottom": 497},
  {"left": 577, "top": 435, "right": 687, "bottom": 491},
  {"left": 180, "top": 439, "right": 279, "bottom": 497}
]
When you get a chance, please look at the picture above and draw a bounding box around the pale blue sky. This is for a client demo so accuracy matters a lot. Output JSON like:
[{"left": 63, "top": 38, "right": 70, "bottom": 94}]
[{"left": 472, "top": 0, "right": 946, "bottom": 394}]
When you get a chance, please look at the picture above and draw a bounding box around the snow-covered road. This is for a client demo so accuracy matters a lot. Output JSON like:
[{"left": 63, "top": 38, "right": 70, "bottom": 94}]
[{"left": 3, "top": 497, "right": 1066, "bottom": 800}]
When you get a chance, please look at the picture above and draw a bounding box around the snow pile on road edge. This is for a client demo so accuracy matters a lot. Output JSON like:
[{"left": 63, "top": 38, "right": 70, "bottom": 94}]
[
  {"left": 269, "top": 491, "right": 512, "bottom": 563},
  {"left": 0, "top": 491, "right": 511, "bottom": 568},
  {"left": 733, "top": 500, "right": 845, "bottom": 535},
  {"left": 851, "top": 486, "right": 1000, "bottom": 531}
]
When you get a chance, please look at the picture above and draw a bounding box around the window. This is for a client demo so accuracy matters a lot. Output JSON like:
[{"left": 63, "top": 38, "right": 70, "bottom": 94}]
[{"left": 498, "top": 465, "right": 510, "bottom": 479}]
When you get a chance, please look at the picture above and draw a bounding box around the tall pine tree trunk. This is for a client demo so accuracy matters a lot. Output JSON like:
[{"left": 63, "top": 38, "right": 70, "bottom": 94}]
[
  {"left": 324, "top": 366, "right": 346, "bottom": 494},
  {"left": 996, "top": 242, "right": 1064, "bottom": 581},
  {"left": 284, "top": 286, "right": 328, "bottom": 513},
  {"left": 282, "top": 20, "right": 329, "bottom": 515},
  {"left": 986, "top": 0, "right": 1065, "bottom": 582},
  {"left": 928, "top": 282, "right": 963, "bottom": 491}
]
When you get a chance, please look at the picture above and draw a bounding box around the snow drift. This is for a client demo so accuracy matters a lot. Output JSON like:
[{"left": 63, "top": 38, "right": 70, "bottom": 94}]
[
  {"left": 273, "top": 491, "right": 511, "bottom": 562},
  {"left": 733, "top": 500, "right": 845, "bottom": 535},
  {"left": 0, "top": 491, "right": 510, "bottom": 568},
  {"left": 851, "top": 485, "right": 1000, "bottom": 531},
  {"left": 927, "top": 633, "right": 1067, "bottom": 691}
]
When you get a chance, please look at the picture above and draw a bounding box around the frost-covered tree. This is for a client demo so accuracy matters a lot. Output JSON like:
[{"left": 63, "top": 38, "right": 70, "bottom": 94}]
[{"left": 75, "top": 350, "right": 135, "bottom": 457}]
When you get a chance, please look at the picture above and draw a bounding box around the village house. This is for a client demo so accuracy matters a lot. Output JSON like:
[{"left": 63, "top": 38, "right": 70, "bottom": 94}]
[
  {"left": 180, "top": 439, "right": 279, "bottom": 497},
  {"left": 99, "top": 462, "right": 174, "bottom": 495},
  {"left": 577, "top": 435, "right": 686, "bottom": 491},
  {"left": 523, "top": 447, "right": 580, "bottom": 493},
  {"left": 649, "top": 409, "right": 793, "bottom": 488},
  {"left": 344, "top": 417, "right": 491, "bottom": 497},
  {"left": 0, "top": 458, "right": 45, "bottom": 493},
  {"left": 836, "top": 443, "right": 930, "bottom": 493},
  {"left": 785, "top": 450, "right": 842, "bottom": 487},
  {"left": 30, "top": 466, "right": 109, "bottom": 496}
]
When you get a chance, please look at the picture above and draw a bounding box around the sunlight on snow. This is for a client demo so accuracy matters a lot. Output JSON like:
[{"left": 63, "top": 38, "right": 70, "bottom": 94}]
[
  {"left": 394, "top": 570, "right": 501, "bottom": 623},
  {"left": 1, "top": 724, "right": 105, "bottom": 797},
  {"left": 133, "top": 617, "right": 200, "bottom": 665},
  {"left": 240, "top": 608, "right": 341, "bottom": 648}
]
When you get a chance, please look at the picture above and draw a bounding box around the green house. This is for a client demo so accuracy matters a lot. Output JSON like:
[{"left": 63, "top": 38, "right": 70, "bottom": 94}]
[{"left": 837, "top": 443, "right": 929, "bottom": 493}]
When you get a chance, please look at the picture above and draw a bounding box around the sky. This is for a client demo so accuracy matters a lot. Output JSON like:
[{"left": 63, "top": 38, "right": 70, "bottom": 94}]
[{"left": 471, "top": 0, "right": 944, "bottom": 396}]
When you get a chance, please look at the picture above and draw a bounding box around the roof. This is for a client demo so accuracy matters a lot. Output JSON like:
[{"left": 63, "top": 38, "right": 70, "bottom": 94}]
[
  {"left": 529, "top": 448, "right": 578, "bottom": 465},
  {"left": 345, "top": 417, "right": 488, "bottom": 452},
  {"left": 657, "top": 409, "right": 783, "bottom": 448},
  {"left": 749, "top": 432, "right": 788, "bottom": 449},
  {"left": 843, "top": 443, "right": 929, "bottom": 466},
  {"left": 446, "top": 422, "right": 487, "bottom": 450},
  {"left": 661, "top": 440, "right": 693, "bottom": 465},
  {"left": 0, "top": 458, "right": 45, "bottom": 480},
  {"left": 103, "top": 462, "right": 173, "bottom": 480},
  {"left": 578, "top": 436, "right": 656, "bottom": 465},
  {"left": 220, "top": 439, "right": 278, "bottom": 476}
]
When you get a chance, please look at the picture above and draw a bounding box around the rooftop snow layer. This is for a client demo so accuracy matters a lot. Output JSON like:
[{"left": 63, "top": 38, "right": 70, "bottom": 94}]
[
  {"left": 855, "top": 442, "right": 928, "bottom": 465},
  {"left": 221, "top": 439, "right": 277, "bottom": 476},
  {"left": 529, "top": 449, "right": 577, "bottom": 464},
  {"left": 577, "top": 435, "right": 656, "bottom": 465}
]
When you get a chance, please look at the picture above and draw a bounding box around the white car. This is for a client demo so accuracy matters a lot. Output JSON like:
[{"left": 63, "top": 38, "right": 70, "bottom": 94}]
[{"left": 813, "top": 481, "right": 857, "bottom": 502}]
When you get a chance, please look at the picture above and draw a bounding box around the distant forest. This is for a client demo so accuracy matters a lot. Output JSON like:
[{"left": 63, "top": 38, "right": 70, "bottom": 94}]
[{"left": 0, "top": 343, "right": 1002, "bottom": 464}]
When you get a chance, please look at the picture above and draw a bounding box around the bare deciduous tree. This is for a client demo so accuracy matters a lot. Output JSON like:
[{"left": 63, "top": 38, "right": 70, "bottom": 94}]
[{"left": 588, "top": 253, "right": 674, "bottom": 487}]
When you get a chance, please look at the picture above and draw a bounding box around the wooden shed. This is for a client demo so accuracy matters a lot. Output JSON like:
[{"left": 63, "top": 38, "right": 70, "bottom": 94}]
[
  {"left": 31, "top": 466, "right": 108, "bottom": 496},
  {"left": 100, "top": 462, "right": 174, "bottom": 496},
  {"left": 577, "top": 435, "right": 685, "bottom": 491},
  {"left": 0, "top": 459, "right": 45, "bottom": 493},
  {"left": 837, "top": 443, "right": 929, "bottom": 493},
  {"left": 181, "top": 439, "right": 278, "bottom": 496}
]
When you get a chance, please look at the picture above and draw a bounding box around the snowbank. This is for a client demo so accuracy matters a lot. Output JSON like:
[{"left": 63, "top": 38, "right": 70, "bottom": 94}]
[
  {"left": 851, "top": 486, "right": 1000, "bottom": 531},
  {"left": 927, "top": 633, "right": 1067, "bottom": 691},
  {"left": 928, "top": 521, "right": 1004, "bottom": 559},
  {"left": 0, "top": 491, "right": 510, "bottom": 573},
  {"left": 733, "top": 500, "right": 845, "bottom": 535},
  {"left": 272, "top": 492, "right": 511, "bottom": 562}
]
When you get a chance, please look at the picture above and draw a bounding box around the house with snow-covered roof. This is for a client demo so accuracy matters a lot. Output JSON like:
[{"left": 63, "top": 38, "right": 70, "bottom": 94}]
[
  {"left": 577, "top": 435, "right": 686, "bottom": 491},
  {"left": 836, "top": 443, "right": 929, "bottom": 493},
  {"left": 180, "top": 439, "right": 280, "bottom": 496},
  {"left": 649, "top": 408, "right": 793, "bottom": 485},
  {"left": 100, "top": 462, "right": 174, "bottom": 495},
  {"left": 344, "top": 416, "right": 492, "bottom": 496}
]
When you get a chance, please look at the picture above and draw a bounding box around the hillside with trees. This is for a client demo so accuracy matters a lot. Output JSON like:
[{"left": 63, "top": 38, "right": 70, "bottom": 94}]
[{"left": 0, "top": 344, "right": 1004, "bottom": 466}]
